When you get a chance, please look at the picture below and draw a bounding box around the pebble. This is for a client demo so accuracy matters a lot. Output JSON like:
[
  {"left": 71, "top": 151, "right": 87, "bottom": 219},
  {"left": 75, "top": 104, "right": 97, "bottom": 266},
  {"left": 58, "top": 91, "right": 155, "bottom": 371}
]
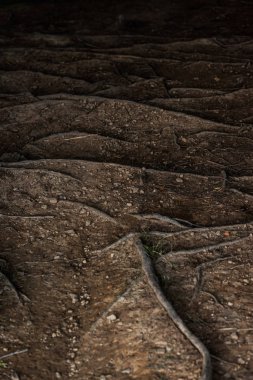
[
  {"left": 69, "top": 294, "right": 78, "bottom": 304},
  {"left": 156, "top": 341, "right": 167, "bottom": 347},
  {"left": 66, "top": 229, "right": 76, "bottom": 235},
  {"left": 231, "top": 332, "right": 238, "bottom": 341},
  {"left": 107, "top": 314, "right": 117, "bottom": 322},
  {"left": 11, "top": 374, "right": 20, "bottom": 380},
  {"left": 122, "top": 368, "right": 131, "bottom": 374},
  {"left": 156, "top": 348, "right": 166, "bottom": 354},
  {"left": 49, "top": 198, "right": 58, "bottom": 204}
]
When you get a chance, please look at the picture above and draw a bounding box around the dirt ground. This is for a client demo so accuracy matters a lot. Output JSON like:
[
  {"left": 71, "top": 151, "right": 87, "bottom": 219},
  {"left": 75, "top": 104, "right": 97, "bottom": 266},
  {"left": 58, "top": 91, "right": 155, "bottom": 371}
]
[{"left": 0, "top": 1, "right": 253, "bottom": 379}]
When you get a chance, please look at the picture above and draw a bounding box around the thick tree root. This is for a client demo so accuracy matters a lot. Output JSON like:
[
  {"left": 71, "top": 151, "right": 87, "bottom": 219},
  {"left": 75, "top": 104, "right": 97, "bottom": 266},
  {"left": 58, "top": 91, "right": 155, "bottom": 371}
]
[{"left": 136, "top": 239, "right": 212, "bottom": 380}]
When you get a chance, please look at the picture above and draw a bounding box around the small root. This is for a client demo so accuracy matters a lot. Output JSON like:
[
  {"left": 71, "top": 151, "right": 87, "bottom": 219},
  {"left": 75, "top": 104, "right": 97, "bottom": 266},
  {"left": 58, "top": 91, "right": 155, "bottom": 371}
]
[
  {"left": 191, "top": 256, "right": 233, "bottom": 303},
  {"left": 201, "top": 291, "right": 224, "bottom": 308}
]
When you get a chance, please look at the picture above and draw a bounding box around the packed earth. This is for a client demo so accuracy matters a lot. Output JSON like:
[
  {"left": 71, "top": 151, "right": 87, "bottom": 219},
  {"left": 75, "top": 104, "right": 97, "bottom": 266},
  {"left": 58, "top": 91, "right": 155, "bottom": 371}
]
[{"left": 0, "top": 1, "right": 253, "bottom": 379}]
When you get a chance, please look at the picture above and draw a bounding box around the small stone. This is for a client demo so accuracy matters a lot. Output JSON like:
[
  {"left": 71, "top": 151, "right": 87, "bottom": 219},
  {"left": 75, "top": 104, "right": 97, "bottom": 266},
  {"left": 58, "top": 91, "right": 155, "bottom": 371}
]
[
  {"left": 176, "top": 178, "right": 183, "bottom": 183},
  {"left": 100, "top": 376, "right": 106, "bottom": 380},
  {"left": 231, "top": 332, "right": 239, "bottom": 341},
  {"left": 11, "top": 374, "right": 20, "bottom": 380},
  {"left": 55, "top": 372, "right": 61, "bottom": 379},
  {"left": 156, "top": 341, "right": 167, "bottom": 347},
  {"left": 156, "top": 348, "right": 166, "bottom": 354},
  {"left": 122, "top": 368, "right": 131, "bottom": 374},
  {"left": 54, "top": 255, "right": 60, "bottom": 260},
  {"left": 107, "top": 314, "right": 117, "bottom": 322},
  {"left": 66, "top": 229, "right": 75, "bottom": 235},
  {"left": 126, "top": 203, "right": 132, "bottom": 207},
  {"left": 238, "top": 358, "right": 245, "bottom": 365},
  {"left": 49, "top": 198, "right": 58, "bottom": 204},
  {"left": 228, "top": 302, "right": 233, "bottom": 307},
  {"left": 69, "top": 294, "right": 78, "bottom": 304}
]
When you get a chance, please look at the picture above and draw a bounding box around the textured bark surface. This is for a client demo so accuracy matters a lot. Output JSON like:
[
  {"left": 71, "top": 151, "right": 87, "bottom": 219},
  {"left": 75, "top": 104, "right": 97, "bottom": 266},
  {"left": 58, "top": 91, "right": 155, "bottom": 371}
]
[{"left": 0, "top": 1, "right": 253, "bottom": 380}]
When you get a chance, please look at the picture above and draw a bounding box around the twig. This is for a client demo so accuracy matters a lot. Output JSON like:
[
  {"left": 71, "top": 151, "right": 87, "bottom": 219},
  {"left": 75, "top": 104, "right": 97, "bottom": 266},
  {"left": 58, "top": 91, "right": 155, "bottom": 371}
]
[
  {"left": 218, "top": 327, "right": 253, "bottom": 332},
  {"left": 0, "top": 349, "right": 28, "bottom": 361},
  {"left": 211, "top": 354, "right": 237, "bottom": 366},
  {"left": 173, "top": 218, "right": 202, "bottom": 228},
  {"left": 88, "top": 282, "right": 137, "bottom": 333}
]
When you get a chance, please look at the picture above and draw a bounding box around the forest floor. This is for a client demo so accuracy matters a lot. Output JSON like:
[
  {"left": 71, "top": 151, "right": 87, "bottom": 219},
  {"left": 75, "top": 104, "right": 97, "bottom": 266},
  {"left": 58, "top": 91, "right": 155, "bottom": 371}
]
[{"left": 0, "top": 1, "right": 253, "bottom": 379}]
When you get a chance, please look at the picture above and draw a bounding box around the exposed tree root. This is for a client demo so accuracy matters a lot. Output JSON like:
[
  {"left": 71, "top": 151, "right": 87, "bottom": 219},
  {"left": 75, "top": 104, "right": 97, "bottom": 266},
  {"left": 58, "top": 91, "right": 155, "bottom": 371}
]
[{"left": 136, "top": 239, "right": 212, "bottom": 380}]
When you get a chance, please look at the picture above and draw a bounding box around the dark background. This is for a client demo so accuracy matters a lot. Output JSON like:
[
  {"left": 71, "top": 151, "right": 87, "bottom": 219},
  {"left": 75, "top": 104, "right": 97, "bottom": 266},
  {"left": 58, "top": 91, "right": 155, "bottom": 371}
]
[{"left": 0, "top": 0, "right": 253, "bottom": 37}]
